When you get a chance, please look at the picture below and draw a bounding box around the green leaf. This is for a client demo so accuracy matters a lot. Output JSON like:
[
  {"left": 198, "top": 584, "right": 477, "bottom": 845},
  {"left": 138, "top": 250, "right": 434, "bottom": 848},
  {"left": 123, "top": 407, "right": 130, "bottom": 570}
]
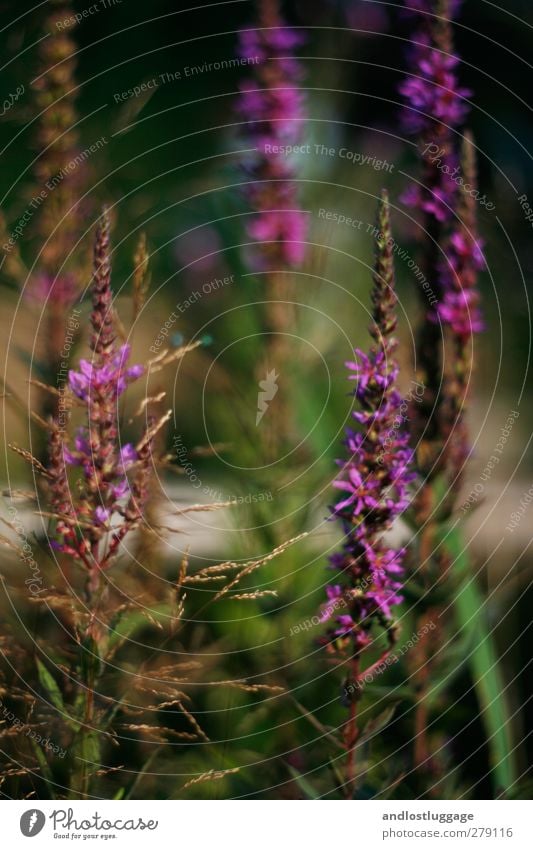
[
  {"left": 70, "top": 730, "right": 101, "bottom": 796},
  {"left": 30, "top": 740, "right": 56, "bottom": 799},
  {"left": 37, "top": 659, "right": 80, "bottom": 732},
  {"left": 123, "top": 747, "right": 162, "bottom": 800},
  {"left": 327, "top": 756, "right": 346, "bottom": 794},
  {"left": 36, "top": 659, "right": 65, "bottom": 713},
  {"left": 107, "top": 603, "right": 172, "bottom": 650},
  {"left": 367, "top": 684, "right": 413, "bottom": 700},
  {"left": 81, "top": 731, "right": 101, "bottom": 765},
  {"left": 287, "top": 765, "right": 321, "bottom": 799},
  {"left": 359, "top": 703, "right": 398, "bottom": 744},
  {"left": 444, "top": 526, "right": 516, "bottom": 794}
]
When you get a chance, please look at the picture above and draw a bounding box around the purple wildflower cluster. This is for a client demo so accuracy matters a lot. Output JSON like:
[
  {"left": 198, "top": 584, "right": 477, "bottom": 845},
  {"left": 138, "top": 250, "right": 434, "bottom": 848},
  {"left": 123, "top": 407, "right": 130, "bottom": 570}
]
[
  {"left": 399, "top": 0, "right": 483, "bottom": 335},
  {"left": 438, "top": 132, "right": 485, "bottom": 338},
  {"left": 48, "top": 210, "right": 152, "bottom": 593},
  {"left": 236, "top": 0, "right": 307, "bottom": 268},
  {"left": 25, "top": 273, "right": 79, "bottom": 307},
  {"left": 439, "top": 224, "right": 484, "bottom": 337},
  {"left": 68, "top": 344, "right": 143, "bottom": 404},
  {"left": 65, "top": 342, "right": 142, "bottom": 523},
  {"left": 322, "top": 193, "right": 413, "bottom": 655},
  {"left": 399, "top": 0, "right": 470, "bottom": 223}
]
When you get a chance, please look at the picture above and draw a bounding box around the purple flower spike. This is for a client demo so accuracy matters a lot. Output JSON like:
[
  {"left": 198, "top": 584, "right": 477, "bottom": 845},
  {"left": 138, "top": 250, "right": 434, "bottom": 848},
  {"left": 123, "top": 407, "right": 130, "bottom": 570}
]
[
  {"left": 47, "top": 209, "right": 159, "bottom": 595},
  {"left": 399, "top": 0, "right": 471, "bottom": 229},
  {"left": 399, "top": 0, "right": 484, "bottom": 484},
  {"left": 321, "top": 192, "right": 413, "bottom": 664},
  {"left": 437, "top": 133, "right": 484, "bottom": 339},
  {"left": 236, "top": 0, "right": 307, "bottom": 269}
]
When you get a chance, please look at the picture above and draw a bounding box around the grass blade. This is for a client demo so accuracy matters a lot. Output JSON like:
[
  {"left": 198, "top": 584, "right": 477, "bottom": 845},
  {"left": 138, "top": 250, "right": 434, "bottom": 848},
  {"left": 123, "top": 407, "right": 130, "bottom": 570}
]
[{"left": 445, "top": 527, "right": 516, "bottom": 794}]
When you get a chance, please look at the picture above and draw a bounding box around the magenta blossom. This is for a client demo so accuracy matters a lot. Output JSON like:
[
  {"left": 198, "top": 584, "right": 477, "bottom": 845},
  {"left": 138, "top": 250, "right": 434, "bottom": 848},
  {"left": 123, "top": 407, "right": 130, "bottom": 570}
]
[
  {"left": 25, "top": 272, "right": 79, "bottom": 306},
  {"left": 438, "top": 223, "right": 484, "bottom": 337},
  {"left": 236, "top": 0, "right": 307, "bottom": 269},
  {"left": 48, "top": 211, "right": 155, "bottom": 592},
  {"left": 321, "top": 193, "right": 413, "bottom": 658},
  {"left": 69, "top": 344, "right": 144, "bottom": 401}
]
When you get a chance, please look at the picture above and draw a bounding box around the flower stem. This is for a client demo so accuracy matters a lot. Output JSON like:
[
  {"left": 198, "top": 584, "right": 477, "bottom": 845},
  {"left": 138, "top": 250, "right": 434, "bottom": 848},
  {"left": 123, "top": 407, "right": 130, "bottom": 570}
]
[{"left": 344, "top": 655, "right": 360, "bottom": 798}]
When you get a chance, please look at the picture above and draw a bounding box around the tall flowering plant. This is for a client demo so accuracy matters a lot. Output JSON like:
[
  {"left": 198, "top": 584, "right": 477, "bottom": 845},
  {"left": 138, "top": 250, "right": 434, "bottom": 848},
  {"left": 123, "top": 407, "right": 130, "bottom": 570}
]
[
  {"left": 237, "top": 0, "right": 307, "bottom": 269},
  {"left": 439, "top": 132, "right": 484, "bottom": 486},
  {"left": 4, "top": 208, "right": 302, "bottom": 798},
  {"left": 48, "top": 210, "right": 149, "bottom": 597},
  {"left": 32, "top": 0, "right": 86, "bottom": 283},
  {"left": 321, "top": 192, "right": 413, "bottom": 796},
  {"left": 38, "top": 209, "right": 165, "bottom": 795},
  {"left": 398, "top": 2, "right": 514, "bottom": 794},
  {"left": 0, "top": 3, "right": 91, "bottom": 440},
  {"left": 399, "top": 0, "right": 483, "bottom": 491},
  {"left": 235, "top": 0, "right": 308, "bottom": 460}
]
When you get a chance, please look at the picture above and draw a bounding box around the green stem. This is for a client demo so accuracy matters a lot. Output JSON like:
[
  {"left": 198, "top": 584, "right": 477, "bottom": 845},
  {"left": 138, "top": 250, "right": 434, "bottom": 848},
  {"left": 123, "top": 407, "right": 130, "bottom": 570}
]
[{"left": 441, "top": 524, "right": 516, "bottom": 795}]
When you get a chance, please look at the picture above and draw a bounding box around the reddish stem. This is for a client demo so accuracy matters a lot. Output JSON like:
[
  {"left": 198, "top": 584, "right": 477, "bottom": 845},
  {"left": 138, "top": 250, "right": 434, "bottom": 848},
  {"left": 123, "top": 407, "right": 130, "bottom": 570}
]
[
  {"left": 414, "top": 696, "right": 430, "bottom": 770},
  {"left": 356, "top": 648, "right": 394, "bottom": 684}
]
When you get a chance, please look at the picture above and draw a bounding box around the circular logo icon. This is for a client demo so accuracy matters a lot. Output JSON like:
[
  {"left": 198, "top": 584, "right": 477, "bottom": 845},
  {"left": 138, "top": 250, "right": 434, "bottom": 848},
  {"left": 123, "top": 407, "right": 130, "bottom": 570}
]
[{"left": 20, "top": 810, "right": 46, "bottom": 837}]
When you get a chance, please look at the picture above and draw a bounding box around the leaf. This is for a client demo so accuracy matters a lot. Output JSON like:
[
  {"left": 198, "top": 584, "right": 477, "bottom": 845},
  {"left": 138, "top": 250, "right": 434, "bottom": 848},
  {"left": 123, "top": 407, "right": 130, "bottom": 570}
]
[
  {"left": 359, "top": 703, "right": 398, "bottom": 744},
  {"left": 327, "top": 756, "right": 346, "bottom": 795},
  {"left": 69, "top": 729, "right": 101, "bottom": 796},
  {"left": 107, "top": 603, "right": 172, "bottom": 650},
  {"left": 444, "top": 526, "right": 516, "bottom": 795},
  {"left": 378, "top": 769, "right": 407, "bottom": 799},
  {"left": 80, "top": 732, "right": 101, "bottom": 770},
  {"left": 36, "top": 659, "right": 65, "bottom": 713},
  {"left": 287, "top": 765, "right": 321, "bottom": 799},
  {"left": 122, "top": 747, "right": 162, "bottom": 800},
  {"left": 36, "top": 659, "right": 79, "bottom": 732},
  {"left": 30, "top": 739, "right": 56, "bottom": 799},
  {"left": 289, "top": 697, "right": 344, "bottom": 750},
  {"left": 366, "top": 684, "right": 412, "bottom": 700}
]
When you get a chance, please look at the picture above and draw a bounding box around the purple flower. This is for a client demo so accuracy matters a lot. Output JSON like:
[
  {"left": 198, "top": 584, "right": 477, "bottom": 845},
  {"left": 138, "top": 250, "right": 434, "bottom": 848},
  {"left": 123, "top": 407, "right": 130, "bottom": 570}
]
[
  {"left": 436, "top": 137, "right": 485, "bottom": 339},
  {"left": 399, "top": 1, "right": 484, "bottom": 480},
  {"left": 69, "top": 344, "right": 143, "bottom": 401},
  {"left": 236, "top": 0, "right": 307, "bottom": 269},
  {"left": 25, "top": 273, "right": 79, "bottom": 306},
  {"left": 322, "top": 193, "right": 413, "bottom": 658},
  {"left": 239, "top": 26, "right": 304, "bottom": 75},
  {"left": 399, "top": 18, "right": 471, "bottom": 231},
  {"left": 48, "top": 210, "right": 158, "bottom": 593},
  {"left": 64, "top": 340, "right": 143, "bottom": 535},
  {"left": 399, "top": 0, "right": 471, "bottom": 237},
  {"left": 120, "top": 443, "right": 138, "bottom": 468},
  {"left": 400, "top": 40, "right": 471, "bottom": 136},
  {"left": 247, "top": 207, "right": 307, "bottom": 267},
  {"left": 95, "top": 506, "right": 110, "bottom": 525}
]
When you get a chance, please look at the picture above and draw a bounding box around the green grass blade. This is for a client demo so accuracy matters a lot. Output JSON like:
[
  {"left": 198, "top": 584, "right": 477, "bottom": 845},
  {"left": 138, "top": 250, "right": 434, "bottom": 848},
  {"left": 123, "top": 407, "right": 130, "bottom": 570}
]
[{"left": 445, "top": 527, "right": 516, "bottom": 794}]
